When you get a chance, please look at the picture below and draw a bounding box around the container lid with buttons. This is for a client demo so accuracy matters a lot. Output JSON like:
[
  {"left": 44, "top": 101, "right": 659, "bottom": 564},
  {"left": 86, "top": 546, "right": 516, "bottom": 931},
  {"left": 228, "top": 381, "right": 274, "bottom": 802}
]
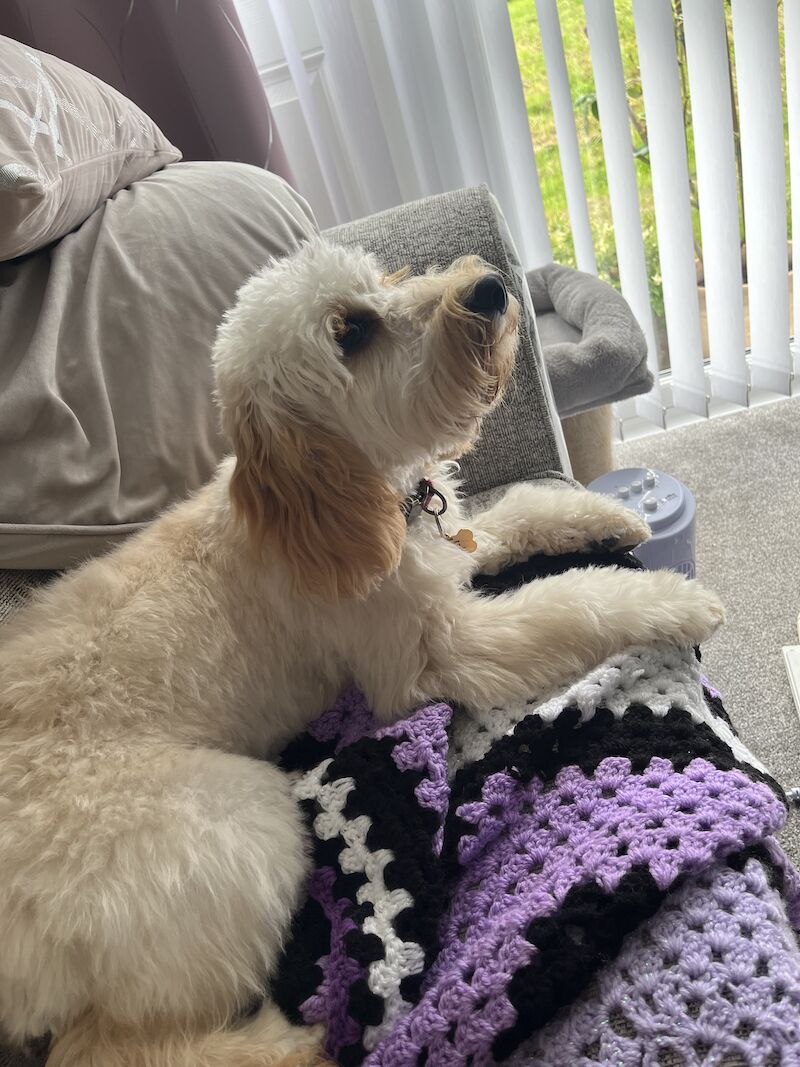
[{"left": 587, "top": 468, "right": 694, "bottom": 533}]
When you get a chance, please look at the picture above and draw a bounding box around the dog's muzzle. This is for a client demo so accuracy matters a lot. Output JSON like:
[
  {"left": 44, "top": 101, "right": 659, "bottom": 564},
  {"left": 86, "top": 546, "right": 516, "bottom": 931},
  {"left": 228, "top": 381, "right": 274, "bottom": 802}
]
[{"left": 464, "top": 274, "right": 508, "bottom": 317}]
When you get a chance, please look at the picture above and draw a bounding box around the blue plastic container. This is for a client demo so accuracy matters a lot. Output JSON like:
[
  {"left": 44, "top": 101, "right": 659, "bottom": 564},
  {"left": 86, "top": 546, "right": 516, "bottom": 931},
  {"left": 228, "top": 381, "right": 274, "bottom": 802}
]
[{"left": 587, "top": 467, "right": 697, "bottom": 577}]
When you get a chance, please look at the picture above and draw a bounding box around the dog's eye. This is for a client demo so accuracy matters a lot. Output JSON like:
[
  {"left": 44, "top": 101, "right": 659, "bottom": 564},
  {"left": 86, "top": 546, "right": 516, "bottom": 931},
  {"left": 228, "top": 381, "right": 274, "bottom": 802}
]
[{"left": 333, "top": 312, "right": 375, "bottom": 356}]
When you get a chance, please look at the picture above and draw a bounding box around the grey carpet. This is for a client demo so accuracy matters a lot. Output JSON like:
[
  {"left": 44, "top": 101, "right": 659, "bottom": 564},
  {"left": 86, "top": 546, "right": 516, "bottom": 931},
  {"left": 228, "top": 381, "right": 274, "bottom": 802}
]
[{"left": 617, "top": 396, "right": 800, "bottom": 865}]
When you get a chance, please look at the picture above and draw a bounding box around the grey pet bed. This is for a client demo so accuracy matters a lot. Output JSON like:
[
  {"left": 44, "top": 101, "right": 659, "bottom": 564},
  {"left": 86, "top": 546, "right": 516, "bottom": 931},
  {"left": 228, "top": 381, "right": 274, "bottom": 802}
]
[{"left": 526, "top": 263, "right": 653, "bottom": 419}]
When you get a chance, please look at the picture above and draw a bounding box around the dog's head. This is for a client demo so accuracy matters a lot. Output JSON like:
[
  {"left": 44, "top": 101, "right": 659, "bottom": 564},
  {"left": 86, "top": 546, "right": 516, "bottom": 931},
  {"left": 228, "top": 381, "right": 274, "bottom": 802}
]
[{"left": 213, "top": 239, "right": 520, "bottom": 601}]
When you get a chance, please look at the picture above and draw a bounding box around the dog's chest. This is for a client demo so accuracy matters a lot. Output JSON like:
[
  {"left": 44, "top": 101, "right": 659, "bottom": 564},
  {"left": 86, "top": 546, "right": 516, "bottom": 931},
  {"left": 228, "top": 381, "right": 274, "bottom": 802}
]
[{"left": 405, "top": 516, "right": 475, "bottom": 586}]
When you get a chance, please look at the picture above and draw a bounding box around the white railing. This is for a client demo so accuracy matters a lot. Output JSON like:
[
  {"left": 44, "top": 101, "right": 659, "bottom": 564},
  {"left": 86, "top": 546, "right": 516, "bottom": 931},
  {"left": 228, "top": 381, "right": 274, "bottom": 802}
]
[{"left": 237, "top": 0, "right": 797, "bottom": 432}]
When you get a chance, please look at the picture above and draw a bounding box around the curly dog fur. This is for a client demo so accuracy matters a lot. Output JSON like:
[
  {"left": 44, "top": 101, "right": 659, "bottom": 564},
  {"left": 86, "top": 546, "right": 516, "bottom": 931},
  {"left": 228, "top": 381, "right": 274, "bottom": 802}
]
[{"left": 0, "top": 241, "right": 724, "bottom": 1065}]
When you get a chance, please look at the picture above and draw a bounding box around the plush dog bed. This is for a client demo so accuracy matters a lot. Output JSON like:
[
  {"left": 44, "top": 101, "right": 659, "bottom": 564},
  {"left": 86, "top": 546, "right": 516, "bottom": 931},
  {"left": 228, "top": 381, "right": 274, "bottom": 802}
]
[
  {"left": 526, "top": 263, "right": 653, "bottom": 420},
  {"left": 272, "top": 551, "right": 798, "bottom": 1066}
]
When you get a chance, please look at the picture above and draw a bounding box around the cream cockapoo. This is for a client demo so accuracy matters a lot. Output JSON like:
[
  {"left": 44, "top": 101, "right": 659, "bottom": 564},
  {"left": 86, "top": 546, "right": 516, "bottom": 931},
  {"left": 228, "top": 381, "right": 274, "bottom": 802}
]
[{"left": 0, "top": 241, "right": 723, "bottom": 1066}]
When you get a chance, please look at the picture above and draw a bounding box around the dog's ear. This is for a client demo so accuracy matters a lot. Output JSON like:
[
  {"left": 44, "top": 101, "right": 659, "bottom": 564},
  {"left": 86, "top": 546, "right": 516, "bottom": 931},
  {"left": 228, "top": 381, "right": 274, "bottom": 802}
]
[{"left": 227, "top": 402, "right": 405, "bottom": 601}]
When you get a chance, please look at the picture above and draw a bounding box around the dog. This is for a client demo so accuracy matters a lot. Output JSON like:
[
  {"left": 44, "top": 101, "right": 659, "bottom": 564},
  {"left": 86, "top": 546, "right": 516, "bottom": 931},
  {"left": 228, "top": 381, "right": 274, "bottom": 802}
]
[{"left": 0, "top": 240, "right": 724, "bottom": 1066}]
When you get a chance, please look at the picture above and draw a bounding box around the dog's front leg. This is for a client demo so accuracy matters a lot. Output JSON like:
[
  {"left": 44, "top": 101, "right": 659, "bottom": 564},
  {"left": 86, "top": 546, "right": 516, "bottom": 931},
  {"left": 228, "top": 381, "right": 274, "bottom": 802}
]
[
  {"left": 417, "top": 566, "right": 724, "bottom": 709},
  {"left": 468, "top": 482, "right": 651, "bottom": 576}
]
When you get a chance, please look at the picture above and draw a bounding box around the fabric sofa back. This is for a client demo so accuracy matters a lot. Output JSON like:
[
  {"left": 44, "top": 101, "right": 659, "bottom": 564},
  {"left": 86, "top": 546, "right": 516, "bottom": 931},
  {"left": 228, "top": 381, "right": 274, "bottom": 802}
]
[{"left": 0, "top": 0, "right": 293, "bottom": 178}]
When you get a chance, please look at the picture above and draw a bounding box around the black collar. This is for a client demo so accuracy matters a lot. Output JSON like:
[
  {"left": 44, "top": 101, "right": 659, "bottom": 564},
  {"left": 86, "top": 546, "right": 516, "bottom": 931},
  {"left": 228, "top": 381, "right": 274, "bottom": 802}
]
[
  {"left": 399, "top": 477, "right": 477, "bottom": 553},
  {"left": 399, "top": 478, "right": 448, "bottom": 525}
]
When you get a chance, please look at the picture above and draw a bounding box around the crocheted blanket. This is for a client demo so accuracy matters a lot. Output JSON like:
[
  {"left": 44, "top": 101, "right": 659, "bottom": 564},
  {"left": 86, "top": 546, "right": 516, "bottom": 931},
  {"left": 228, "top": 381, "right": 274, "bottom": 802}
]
[{"left": 275, "top": 554, "right": 800, "bottom": 1066}]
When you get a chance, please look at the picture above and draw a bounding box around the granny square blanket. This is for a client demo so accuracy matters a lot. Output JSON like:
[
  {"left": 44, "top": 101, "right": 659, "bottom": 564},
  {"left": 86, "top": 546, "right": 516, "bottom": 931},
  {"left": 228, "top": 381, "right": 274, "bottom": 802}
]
[{"left": 274, "top": 552, "right": 800, "bottom": 1067}]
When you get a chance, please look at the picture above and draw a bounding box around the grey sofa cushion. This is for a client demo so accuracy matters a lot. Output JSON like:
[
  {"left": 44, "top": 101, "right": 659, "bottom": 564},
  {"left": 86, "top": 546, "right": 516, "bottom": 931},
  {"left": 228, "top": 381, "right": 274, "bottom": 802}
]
[
  {"left": 527, "top": 262, "right": 653, "bottom": 418},
  {"left": 0, "top": 161, "right": 316, "bottom": 568},
  {"left": 325, "top": 185, "right": 570, "bottom": 497}
]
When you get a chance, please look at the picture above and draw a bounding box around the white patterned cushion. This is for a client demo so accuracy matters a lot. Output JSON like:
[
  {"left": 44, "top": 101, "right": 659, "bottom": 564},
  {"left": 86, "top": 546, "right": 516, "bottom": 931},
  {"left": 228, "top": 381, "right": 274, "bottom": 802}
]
[{"left": 0, "top": 34, "right": 180, "bottom": 260}]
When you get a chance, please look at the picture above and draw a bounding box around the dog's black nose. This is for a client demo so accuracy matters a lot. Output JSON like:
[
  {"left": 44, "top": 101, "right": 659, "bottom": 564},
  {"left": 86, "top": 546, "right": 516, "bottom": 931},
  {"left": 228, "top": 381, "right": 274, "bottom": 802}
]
[{"left": 465, "top": 274, "right": 508, "bottom": 316}]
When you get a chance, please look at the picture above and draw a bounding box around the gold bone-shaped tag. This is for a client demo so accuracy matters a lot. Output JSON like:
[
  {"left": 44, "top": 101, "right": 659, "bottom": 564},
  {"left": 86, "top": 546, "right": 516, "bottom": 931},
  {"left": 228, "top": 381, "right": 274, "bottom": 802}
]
[{"left": 446, "top": 528, "right": 477, "bottom": 553}]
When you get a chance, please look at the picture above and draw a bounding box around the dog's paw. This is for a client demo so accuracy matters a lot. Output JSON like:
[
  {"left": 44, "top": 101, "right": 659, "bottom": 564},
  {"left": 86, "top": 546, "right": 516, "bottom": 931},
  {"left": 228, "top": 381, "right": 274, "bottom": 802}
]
[
  {"left": 549, "top": 493, "right": 651, "bottom": 555},
  {"left": 587, "top": 507, "right": 652, "bottom": 553},
  {"left": 645, "top": 572, "right": 726, "bottom": 646},
  {"left": 678, "top": 582, "right": 726, "bottom": 645}
]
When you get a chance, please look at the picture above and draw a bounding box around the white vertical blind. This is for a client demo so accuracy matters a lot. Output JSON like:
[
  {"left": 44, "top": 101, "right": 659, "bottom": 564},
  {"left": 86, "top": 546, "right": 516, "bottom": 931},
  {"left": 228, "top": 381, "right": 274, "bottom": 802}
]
[
  {"left": 731, "top": 0, "right": 792, "bottom": 395},
  {"left": 423, "top": 0, "right": 493, "bottom": 190},
  {"left": 456, "top": 1, "right": 552, "bottom": 267},
  {"left": 261, "top": 0, "right": 552, "bottom": 269},
  {"left": 682, "top": 1, "right": 748, "bottom": 407},
  {"left": 534, "top": 0, "right": 597, "bottom": 274},
  {"left": 265, "top": 0, "right": 349, "bottom": 223},
  {"left": 633, "top": 0, "right": 706, "bottom": 417},
  {"left": 308, "top": 0, "right": 401, "bottom": 216},
  {"left": 370, "top": 1, "right": 463, "bottom": 196},
  {"left": 785, "top": 0, "right": 800, "bottom": 371},
  {"left": 347, "top": 2, "right": 426, "bottom": 206},
  {"left": 244, "top": 0, "right": 796, "bottom": 426},
  {"left": 582, "top": 0, "right": 663, "bottom": 425}
]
